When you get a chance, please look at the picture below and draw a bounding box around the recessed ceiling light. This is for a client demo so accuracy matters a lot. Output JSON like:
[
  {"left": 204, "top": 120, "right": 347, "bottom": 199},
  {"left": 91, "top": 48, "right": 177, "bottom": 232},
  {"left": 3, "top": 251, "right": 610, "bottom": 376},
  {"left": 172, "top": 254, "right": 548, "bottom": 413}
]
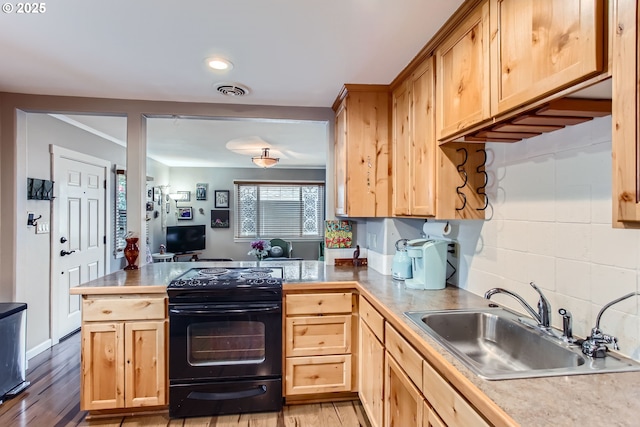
[{"left": 207, "top": 57, "right": 233, "bottom": 71}]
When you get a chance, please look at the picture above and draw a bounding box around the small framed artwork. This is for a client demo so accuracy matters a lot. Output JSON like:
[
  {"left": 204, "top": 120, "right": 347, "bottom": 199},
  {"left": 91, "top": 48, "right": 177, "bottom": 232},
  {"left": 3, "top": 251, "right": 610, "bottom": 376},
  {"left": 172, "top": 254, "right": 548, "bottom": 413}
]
[
  {"left": 177, "top": 191, "right": 191, "bottom": 202},
  {"left": 215, "top": 190, "right": 230, "bottom": 208},
  {"left": 196, "top": 183, "right": 208, "bottom": 201},
  {"left": 211, "top": 210, "right": 230, "bottom": 228},
  {"left": 154, "top": 187, "right": 161, "bottom": 205},
  {"left": 177, "top": 206, "right": 193, "bottom": 220}
]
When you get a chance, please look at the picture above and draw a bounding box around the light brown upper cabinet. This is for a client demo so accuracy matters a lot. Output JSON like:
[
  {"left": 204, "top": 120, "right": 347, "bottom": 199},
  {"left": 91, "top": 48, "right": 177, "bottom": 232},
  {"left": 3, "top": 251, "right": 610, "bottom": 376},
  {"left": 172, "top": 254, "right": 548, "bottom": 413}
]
[
  {"left": 436, "top": 1, "right": 491, "bottom": 141},
  {"left": 333, "top": 85, "right": 391, "bottom": 218},
  {"left": 436, "top": 0, "right": 606, "bottom": 143},
  {"left": 490, "top": 0, "right": 605, "bottom": 115},
  {"left": 612, "top": 0, "right": 640, "bottom": 225},
  {"left": 392, "top": 57, "right": 437, "bottom": 217}
]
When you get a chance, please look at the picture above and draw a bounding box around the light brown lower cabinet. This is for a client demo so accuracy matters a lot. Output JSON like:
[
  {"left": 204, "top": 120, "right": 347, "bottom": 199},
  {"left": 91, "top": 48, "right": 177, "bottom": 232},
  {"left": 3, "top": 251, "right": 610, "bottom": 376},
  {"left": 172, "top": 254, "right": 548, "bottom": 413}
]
[
  {"left": 285, "top": 354, "right": 352, "bottom": 395},
  {"left": 424, "top": 403, "right": 447, "bottom": 427},
  {"left": 359, "top": 297, "right": 491, "bottom": 427},
  {"left": 80, "top": 295, "right": 167, "bottom": 411},
  {"left": 284, "top": 291, "right": 356, "bottom": 399},
  {"left": 385, "top": 354, "right": 424, "bottom": 427},
  {"left": 422, "top": 359, "right": 490, "bottom": 427},
  {"left": 359, "top": 318, "right": 385, "bottom": 427}
]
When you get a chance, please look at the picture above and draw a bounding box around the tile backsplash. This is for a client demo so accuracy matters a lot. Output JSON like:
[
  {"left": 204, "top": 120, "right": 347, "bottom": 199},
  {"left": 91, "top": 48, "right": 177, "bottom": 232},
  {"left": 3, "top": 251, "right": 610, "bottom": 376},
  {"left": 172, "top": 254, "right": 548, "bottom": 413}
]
[{"left": 453, "top": 116, "right": 640, "bottom": 360}]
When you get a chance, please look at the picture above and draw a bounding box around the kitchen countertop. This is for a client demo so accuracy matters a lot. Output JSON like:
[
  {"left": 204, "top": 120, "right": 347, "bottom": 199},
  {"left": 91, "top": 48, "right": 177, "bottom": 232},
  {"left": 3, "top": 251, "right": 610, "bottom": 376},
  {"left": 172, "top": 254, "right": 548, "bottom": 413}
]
[{"left": 71, "top": 261, "right": 640, "bottom": 426}]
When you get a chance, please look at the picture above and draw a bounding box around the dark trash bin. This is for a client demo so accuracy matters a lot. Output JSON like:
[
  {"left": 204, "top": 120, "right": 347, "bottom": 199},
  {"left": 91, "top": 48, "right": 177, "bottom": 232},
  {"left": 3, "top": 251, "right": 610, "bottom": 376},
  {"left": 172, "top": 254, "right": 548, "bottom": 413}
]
[{"left": 0, "top": 303, "right": 29, "bottom": 404}]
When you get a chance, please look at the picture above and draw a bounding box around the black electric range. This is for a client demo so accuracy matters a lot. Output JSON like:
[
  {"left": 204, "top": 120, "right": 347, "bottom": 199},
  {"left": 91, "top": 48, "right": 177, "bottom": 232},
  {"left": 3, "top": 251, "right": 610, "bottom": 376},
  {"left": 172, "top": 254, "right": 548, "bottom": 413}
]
[{"left": 167, "top": 266, "right": 285, "bottom": 418}]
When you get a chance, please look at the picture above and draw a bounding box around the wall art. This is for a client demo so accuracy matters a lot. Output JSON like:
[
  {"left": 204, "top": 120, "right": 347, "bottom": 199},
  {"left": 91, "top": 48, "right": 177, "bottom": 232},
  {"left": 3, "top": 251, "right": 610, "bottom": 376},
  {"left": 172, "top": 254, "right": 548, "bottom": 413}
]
[
  {"left": 214, "top": 190, "right": 229, "bottom": 208},
  {"left": 211, "top": 209, "right": 230, "bottom": 228},
  {"left": 196, "top": 183, "right": 208, "bottom": 201},
  {"left": 177, "top": 206, "right": 193, "bottom": 220}
]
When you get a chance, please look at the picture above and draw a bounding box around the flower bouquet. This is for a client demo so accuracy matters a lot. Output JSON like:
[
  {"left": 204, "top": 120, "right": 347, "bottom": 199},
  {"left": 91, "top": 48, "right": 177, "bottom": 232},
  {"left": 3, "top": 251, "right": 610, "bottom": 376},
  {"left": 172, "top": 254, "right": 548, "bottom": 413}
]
[{"left": 248, "top": 239, "right": 271, "bottom": 260}]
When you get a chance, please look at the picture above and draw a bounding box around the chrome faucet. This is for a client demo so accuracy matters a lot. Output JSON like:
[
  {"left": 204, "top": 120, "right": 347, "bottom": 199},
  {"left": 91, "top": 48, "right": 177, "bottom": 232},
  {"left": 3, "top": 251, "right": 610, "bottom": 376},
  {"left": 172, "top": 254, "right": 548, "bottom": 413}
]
[
  {"left": 484, "top": 282, "right": 552, "bottom": 328},
  {"left": 582, "top": 291, "right": 639, "bottom": 358}
]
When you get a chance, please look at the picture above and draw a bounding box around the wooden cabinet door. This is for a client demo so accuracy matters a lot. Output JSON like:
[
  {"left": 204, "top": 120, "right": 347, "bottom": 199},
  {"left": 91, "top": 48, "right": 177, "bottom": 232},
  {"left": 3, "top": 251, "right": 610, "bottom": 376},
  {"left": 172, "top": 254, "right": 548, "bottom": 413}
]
[
  {"left": 80, "top": 322, "right": 125, "bottom": 410},
  {"left": 333, "top": 86, "right": 391, "bottom": 218},
  {"left": 393, "top": 56, "right": 437, "bottom": 218},
  {"left": 286, "top": 292, "right": 352, "bottom": 315},
  {"left": 359, "top": 319, "right": 385, "bottom": 427},
  {"left": 410, "top": 56, "right": 437, "bottom": 217},
  {"left": 424, "top": 404, "right": 447, "bottom": 427},
  {"left": 385, "top": 354, "right": 424, "bottom": 427},
  {"left": 286, "top": 315, "right": 352, "bottom": 357},
  {"left": 436, "top": 0, "right": 490, "bottom": 140},
  {"left": 124, "top": 320, "right": 167, "bottom": 407},
  {"left": 285, "top": 354, "right": 352, "bottom": 395},
  {"left": 392, "top": 79, "right": 412, "bottom": 216},
  {"left": 612, "top": 0, "right": 640, "bottom": 224},
  {"left": 335, "top": 100, "right": 348, "bottom": 216},
  {"left": 490, "top": 0, "right": 604, "bottom": 114},
  {"left": 422, "top": 360, "right": 490, "bottom": 427}
]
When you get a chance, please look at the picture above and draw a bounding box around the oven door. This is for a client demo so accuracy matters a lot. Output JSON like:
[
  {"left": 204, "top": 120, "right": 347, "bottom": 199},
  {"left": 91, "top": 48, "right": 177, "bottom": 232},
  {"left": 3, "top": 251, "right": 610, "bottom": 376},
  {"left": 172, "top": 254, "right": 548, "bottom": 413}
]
[{"left": 169, "top": 301, "right": 282, "bottom": 382}]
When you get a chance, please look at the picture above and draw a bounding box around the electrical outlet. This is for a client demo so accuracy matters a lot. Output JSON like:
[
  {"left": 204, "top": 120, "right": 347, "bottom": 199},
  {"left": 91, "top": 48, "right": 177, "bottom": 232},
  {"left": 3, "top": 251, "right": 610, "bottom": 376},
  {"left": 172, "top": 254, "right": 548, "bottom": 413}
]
[
  {"left": 36, "top": 222, "right": 50, "bottom": 234},
  {"left": 448, "top": 242, "right": 458, "bottom": 257}
]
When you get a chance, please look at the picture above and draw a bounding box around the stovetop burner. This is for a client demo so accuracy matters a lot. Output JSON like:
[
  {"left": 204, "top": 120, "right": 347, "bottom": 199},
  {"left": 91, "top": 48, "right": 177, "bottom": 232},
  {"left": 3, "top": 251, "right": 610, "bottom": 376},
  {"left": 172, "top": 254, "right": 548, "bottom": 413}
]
[{"left": 167, "top": 267, "right": 284, "bottom": 294}]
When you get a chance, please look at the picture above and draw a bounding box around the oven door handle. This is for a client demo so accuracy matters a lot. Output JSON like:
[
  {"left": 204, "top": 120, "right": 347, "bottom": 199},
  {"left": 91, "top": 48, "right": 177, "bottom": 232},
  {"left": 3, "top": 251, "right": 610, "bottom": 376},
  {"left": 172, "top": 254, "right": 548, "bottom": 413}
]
[
  {"left": 187, "top": 385, "right": 267, "bottom": 401},
  {"left": 169, "top": 305, "right": 281, "bottom": 316}
]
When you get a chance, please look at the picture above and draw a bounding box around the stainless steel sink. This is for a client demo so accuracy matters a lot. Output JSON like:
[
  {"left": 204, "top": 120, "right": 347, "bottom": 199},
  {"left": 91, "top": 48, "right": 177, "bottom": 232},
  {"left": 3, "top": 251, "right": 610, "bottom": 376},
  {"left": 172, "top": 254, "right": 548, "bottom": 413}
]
[{"left": 404, "top": 307, "right": 640, "bottom": 380}]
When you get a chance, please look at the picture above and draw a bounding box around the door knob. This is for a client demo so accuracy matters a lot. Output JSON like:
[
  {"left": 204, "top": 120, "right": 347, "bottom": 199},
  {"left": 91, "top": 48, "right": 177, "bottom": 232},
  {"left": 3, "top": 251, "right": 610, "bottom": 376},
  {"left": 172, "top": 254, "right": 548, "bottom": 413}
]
[
  {"left": 60, "top": 250, "right": 76, "bottom": 256},
  {"left": 60, "top": 237, "right": 67, "bottom": 243}
]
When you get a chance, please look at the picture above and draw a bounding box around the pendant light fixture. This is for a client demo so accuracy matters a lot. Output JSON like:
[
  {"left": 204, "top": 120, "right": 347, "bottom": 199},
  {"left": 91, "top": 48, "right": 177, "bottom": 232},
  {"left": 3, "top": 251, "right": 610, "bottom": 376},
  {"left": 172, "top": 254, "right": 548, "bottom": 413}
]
[{"left": 252, "top": 148, "right": 279, "bottom": 168}]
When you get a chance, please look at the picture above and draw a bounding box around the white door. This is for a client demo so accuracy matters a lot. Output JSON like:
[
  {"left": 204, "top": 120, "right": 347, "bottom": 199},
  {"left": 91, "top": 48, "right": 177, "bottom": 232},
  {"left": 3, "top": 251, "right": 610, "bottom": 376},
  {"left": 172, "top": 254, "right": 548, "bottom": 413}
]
[{"left": 52, "top": 147, "right": 108, "bottom": 341}]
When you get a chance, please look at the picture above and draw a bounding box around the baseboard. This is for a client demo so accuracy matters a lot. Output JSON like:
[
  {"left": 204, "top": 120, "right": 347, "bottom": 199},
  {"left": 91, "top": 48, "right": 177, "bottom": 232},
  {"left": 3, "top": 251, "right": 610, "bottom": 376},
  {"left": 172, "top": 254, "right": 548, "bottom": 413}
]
[{"left": 27, "top": 339, "right": 52, "bottom": 362}]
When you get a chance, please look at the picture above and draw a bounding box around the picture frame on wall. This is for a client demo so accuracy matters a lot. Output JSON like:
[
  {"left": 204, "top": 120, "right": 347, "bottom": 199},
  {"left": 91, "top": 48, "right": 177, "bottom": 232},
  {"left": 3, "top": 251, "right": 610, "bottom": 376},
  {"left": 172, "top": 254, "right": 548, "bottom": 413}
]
[
  {"left": 177, "top": 206, "right": 193, "bottom": 220},
  {"left": 154, "top": 187, "right": 161, "bottom": 205},
  {"left": 196, "top": 183, "right": 208, "bottom": 201},
  {"left": 211, "top": 209, "right": 230, "bottom": 228},
  {"left": 177, "top": 191, "right": 191, "bottom": 202},
  {"left": 215, "top": 190, "right": 230, "bottom": 208}
]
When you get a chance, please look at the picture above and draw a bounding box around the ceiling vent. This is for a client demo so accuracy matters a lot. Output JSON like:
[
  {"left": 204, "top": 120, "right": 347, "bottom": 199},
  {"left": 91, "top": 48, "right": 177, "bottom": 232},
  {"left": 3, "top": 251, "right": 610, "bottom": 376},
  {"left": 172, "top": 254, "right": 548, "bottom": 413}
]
[{"left": 215, "top": 83, "right": 249, "bottom": 97}]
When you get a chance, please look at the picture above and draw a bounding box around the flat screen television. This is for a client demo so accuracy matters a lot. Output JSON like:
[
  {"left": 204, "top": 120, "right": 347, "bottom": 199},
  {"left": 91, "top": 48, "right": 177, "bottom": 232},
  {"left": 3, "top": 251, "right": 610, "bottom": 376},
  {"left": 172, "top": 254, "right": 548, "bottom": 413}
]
[{"left": 166, "top": 225, "right": 206, "bottom": 254}]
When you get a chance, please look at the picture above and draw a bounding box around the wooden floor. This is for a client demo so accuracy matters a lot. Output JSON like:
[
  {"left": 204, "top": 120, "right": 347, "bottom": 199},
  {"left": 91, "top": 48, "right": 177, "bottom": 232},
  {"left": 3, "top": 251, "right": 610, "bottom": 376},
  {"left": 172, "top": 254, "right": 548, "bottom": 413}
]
[{"left": 0, "top": 333, "right": 371, "bottom": 427}]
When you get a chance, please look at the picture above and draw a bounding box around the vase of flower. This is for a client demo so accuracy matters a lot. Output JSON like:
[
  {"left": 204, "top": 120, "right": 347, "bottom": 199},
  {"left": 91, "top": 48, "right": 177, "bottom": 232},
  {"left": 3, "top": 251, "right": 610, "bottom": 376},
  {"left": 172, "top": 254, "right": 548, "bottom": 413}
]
[
  {"left": 248, "top": 239, "right": 271, "bottom": 261},
  {"left": 124, "top": 237, "right": 139, "bottom": 270}
]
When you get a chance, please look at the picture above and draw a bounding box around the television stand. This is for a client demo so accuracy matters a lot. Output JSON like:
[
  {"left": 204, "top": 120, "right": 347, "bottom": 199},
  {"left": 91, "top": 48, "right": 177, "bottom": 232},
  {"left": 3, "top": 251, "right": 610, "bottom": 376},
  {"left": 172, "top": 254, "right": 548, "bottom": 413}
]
[{"left": 173, "top": 252, "right": 202, "bottom": 262}]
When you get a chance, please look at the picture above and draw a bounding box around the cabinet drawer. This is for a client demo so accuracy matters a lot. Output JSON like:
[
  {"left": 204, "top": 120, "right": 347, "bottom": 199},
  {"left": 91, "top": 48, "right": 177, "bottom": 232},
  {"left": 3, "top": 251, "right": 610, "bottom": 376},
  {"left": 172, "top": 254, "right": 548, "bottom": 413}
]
[
  {"left": 385, "top": 323, "right": 422, "bottom": 389},
  {"left": 359, "top": 297, "right": 384, "bottom": 341},
  {"left": 286, "top": 315, "right": 352, "bottom": 357},
  {"left": 286, "top": 292, "right": 352, "bottom": 315},
  {"left": 285, "top": 354, "right": 352, "bottom": 395},
  {"left": 422, "top": 360, "right": 490, "bottom": 427},
  {"left": 83, "top": 296, "right": 166, "bottom": 321}
]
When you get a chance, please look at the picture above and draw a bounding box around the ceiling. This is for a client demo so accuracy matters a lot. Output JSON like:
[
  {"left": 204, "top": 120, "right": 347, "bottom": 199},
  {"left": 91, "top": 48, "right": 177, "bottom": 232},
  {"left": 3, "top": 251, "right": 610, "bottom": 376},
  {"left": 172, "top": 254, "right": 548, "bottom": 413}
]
[{"left": 3, "top": 0, "right": 465, "bottom": 167}]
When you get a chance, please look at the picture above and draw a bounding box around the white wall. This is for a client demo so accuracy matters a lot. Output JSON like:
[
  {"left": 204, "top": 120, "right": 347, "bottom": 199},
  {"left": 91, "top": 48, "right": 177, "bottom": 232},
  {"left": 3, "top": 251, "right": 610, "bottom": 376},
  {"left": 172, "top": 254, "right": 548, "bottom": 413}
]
[
  {"left": 21, "top": 113, "right": 126, "bottom": 351},
  {"left": 452, "top": 116, "right": 640, "bottom": 360}
]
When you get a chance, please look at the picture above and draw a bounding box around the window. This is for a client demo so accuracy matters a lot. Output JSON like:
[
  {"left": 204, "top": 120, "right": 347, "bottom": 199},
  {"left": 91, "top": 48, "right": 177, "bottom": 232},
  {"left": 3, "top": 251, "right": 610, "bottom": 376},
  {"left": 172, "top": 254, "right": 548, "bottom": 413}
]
[
  {"left": 235, "top": 181, "right": 325, "bottom": 239},
  {"left": 114, "top": 168, "right": 126, "bottom": 258}
]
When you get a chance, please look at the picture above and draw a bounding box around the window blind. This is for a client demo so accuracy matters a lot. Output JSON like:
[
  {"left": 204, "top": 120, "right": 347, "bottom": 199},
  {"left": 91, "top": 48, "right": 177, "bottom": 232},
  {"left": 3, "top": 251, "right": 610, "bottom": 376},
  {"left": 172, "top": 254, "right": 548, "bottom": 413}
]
[
  {"left": 235, "top": 181, "right": 325, "bottom": 239},
  {"left": 114, "top": 169, "right": 126, "bottom": 258}
]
